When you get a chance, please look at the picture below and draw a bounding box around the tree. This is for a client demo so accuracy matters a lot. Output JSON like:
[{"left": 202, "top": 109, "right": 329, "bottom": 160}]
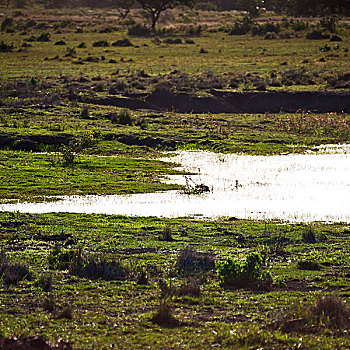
[
  {"left": 136, "top": 0, "right": 195, "bottom": 33},
  {"left": 113, "top": 0, "right": 135, "bottom": 19}
]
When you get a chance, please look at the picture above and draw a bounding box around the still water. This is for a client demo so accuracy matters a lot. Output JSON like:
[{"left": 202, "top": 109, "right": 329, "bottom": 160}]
[{"left": 1, "top": 145, "right": 349, "bottom": 223}]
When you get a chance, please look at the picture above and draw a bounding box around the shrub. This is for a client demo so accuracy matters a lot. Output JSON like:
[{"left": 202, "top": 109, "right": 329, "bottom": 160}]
[
  {"left": 112, "top": 38, "right": 133, "bottom": 47},
  {"left": 320, "top": 16, "right": 338, "bottom": 33},
  {"left": 35, "top": 273, "right": 52, "bottom": 291},
  {"left": 54, "top": 40, "right": 66, "bottom": 45},
  {"left": 48, "top": 246, "right": 76, "bottom": 270},
  {"left": 228, "top": 15, "right": 253, "bottom": 35},
  {"left": 302, "top": 226, "right": 316, "bottom": 243},
  {"left": 127, "top": 23, "right": 151, "bottom": 36},
  {"left": 217, "top": 252, "right": 272, "bottom": 289},
  {"left": 279, "top": 295, "right": 350, "bottom": 332},
  {"left": 306, "top": 30, "right": 330, "bottom": 40},
  {"left": 77, "top": 42, "right": 86, "bottom": 48},
  {"left": 252, "top": 22, "right": 280, "bottom": 36},
  {"left": 161, "top": 224, "right": 174, "bottom": 241},
  {"left": 0, "top": 250, "right": 32, "bottom": 286},
  {"left": 330, "top": 34, "right": 342, "bottom": 42},
  {"left": 151, "top": 298, "right": 180, "bottom": 327},
  {"left": 37, "top": 33, "right": 51, "bottom": 42},
  {"left": 175, "top": 248, "right": 215, "bottom": 275},
  {"left": 297, "top": 259, "right": 321, "bottom": 270},
  {"left": 92, "top": 40, "right": 109, "bottom": 47},
  {"left": 0, "top": 41, "right": 14, "bottom": 52},
  {"left": 70, "top": 253, "right": 128, "bottom": 281},
  {"left": 313, "top": 295, "right": 350, "bottom": 329},
  {"left": 177, "top": 278, "right": 200, "bottom": 297},
  {"left": 115, "top": 109, "right": 133, "bottom": 125},
  {"left": 264, "top": 32, "right": 277, "bottom": 40}
]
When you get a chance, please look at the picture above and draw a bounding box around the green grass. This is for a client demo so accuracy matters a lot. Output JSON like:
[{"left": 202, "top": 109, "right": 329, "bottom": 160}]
[{"left": 0, "top": 212, "right": 349, "bottom": 349}]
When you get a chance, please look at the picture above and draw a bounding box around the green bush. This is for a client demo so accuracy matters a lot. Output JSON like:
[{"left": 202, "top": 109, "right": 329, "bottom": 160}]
[{"left": 217, "top": 252, "right": 272, "bottom": 289}]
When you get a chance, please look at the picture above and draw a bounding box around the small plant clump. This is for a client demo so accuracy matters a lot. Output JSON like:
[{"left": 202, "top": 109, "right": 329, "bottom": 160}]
[
  {"left": 175, "top": 248, "right": 215, "bottom": 275},
  {"left": 151, "top": 298, "right": 180, "bottom": 327},
  {"left": 217, "top": 252, "right": 272, "bottom": 290},
  {"left": 0, "top": 250, "right": 32, "bottom": 286}
]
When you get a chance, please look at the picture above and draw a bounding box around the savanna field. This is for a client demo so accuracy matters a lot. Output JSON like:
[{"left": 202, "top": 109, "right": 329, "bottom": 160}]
[{"left": 0, "top": 2, "right": 349, "bottom": 349}]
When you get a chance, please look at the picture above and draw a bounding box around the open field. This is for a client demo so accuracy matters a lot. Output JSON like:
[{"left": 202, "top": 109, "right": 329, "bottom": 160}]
[{"left": 0, "top": 6, "right": 350, "bottom": 349}]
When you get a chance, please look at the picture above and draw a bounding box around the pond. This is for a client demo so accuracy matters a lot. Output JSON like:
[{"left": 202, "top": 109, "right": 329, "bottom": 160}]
[{"left": 1, "top": 144, "right": 350, "bottom": 223}]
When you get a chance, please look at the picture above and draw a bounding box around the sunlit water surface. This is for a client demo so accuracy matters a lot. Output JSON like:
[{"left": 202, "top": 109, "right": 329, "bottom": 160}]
[{"left": 1, "top": 144, "right": 350, "bottom": 223}]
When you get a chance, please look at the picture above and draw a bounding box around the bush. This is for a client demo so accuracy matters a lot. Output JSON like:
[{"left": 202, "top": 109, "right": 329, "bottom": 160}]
[
  {"left": 297, "top": 259, "right": 321, "bottom": 270},
  {"left": 127, "top": 23, "right": 151, "bottom": 36},
  {"left": 252, "top": 22, "right": 280, "bottom": 36},
  {"left": 69, "top": 250, "right": 128, "bottom": 281},
  {"left": 330, "top": 34, "right": 342, "bottom": 42},
  {"left": 175, "top": 248, "right": 215, "bottom": 275},
  {"left": 0, "top": 250, "right": 32, "bottom": 286},
  {"left": 217, "top": 252, "right": 272, "bottom": 289},
  {"left": 35, "top": 273, "right": 52, "bottom": 291},
  {"left": 306, "top": 30, "right": 330, "bottom": 40},
  {"left": 313, "top": 295, "right": 350, "bottom": 329},
  {"left": 228, "top": 15, "right": 253, "bottom": 35},
  {"left": 112, "top": 38, "right": 133, "bottom": 47},
  {"left": 48, "top": 246, "right": 76, "bottom": 270},
  {"left": 37, "top": 33, "right": 51, "bottom": 42},
  {"left": 151, "top": 298, "right": 180, "bottom": 327},
  {"left": 54, "top": 40, "right": 66, "bottom": 45},
  {"left": 109, "top": 109, "right": 133, "bottom": 125},
  {"left": 92, "top": 40, "right": 109, "bottom": 47},
  {"left": 0, "top": 41, "right": 14, "bottom": 52}
]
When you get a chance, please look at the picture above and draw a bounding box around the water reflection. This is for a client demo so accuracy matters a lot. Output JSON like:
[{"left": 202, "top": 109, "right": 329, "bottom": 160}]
[{"left": 1, "top": 145, "right": 350, "bottom": 223}]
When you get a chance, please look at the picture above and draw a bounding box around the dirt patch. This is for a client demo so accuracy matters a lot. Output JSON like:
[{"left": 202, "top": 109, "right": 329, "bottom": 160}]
[{"left": 83, "top": 90, "right": 350, "bottom": 114}]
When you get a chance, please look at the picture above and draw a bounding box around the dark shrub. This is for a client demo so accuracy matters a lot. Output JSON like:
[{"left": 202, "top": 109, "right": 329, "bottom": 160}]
[
  {"left": 306, "top": 30, "right": 330, "bottom": 40},
  {"left": 35, "top": 273, "right": 52, "bottom": 292},
  {"left": 77, "top": 42, "right": 86, "bottom": 48},
  {"left": 297, "top": 260, "right": 321, "bottom": 270},
  {"left": 127, "top": 23, "right": 151, "bottom": 36},
  {"left": 228, "top": 15, "right": 253, "bottom": 35},
  {"left": 302, "top": 226, "right": 317, "bottom": 243},
  {"left": 313, "top": 295, "right": 350, "bottom": 329},
  {"left": 54, "top": 40, "right": 66, "bottom": 45},
  {"left": 151, "top": 298, "right": 180, "bottom": 327},
  {"left": 330, "top": 34, "right": 342, "bottom": 42},
  {"left": 92, "top": 40, "right": 109, "bottom": 47},
  {"left": 85, "top": 56, "right": 99, "bottom": 62},
  {"left": 252, "top": 22, "right": 280, "bottom": 36},
  {"left": 70, "top": 251, "right": 128, "bottom": 281},
  {"left": 175, "top": 248, "right": 215, "bottom": 275},
  {"left": 0, "top": 250, "right": 32, "bottom": 286},
  {"left": 37, "top": 33, "right": 51, "bottom": 42},
  {"left": 264, "top": 32, "right": 277, "bottom": 40},
  {"left": 0, "top": 41, "right": 14, "bottom": 52},
  {"left": 112, "top": 38, "right": 133, "bottom": 47}
]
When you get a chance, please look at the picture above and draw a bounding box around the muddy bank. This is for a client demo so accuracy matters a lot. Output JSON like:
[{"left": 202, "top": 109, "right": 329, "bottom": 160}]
[{"left": 81, "top": 90, "right": 350, "bottom": 114}]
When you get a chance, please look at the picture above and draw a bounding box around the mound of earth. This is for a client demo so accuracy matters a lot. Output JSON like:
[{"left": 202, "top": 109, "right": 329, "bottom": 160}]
[{"left": 81, "top": 89, "right": 350, "bottom": 114}]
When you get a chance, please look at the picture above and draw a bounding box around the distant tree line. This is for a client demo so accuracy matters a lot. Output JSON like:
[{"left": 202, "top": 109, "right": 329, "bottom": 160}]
[
  {"left": 1, "top": 0, "right": 349, "bottom": 17},
  {"left": 201, "top": 0, "right": 350, "bottom": 16}
]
